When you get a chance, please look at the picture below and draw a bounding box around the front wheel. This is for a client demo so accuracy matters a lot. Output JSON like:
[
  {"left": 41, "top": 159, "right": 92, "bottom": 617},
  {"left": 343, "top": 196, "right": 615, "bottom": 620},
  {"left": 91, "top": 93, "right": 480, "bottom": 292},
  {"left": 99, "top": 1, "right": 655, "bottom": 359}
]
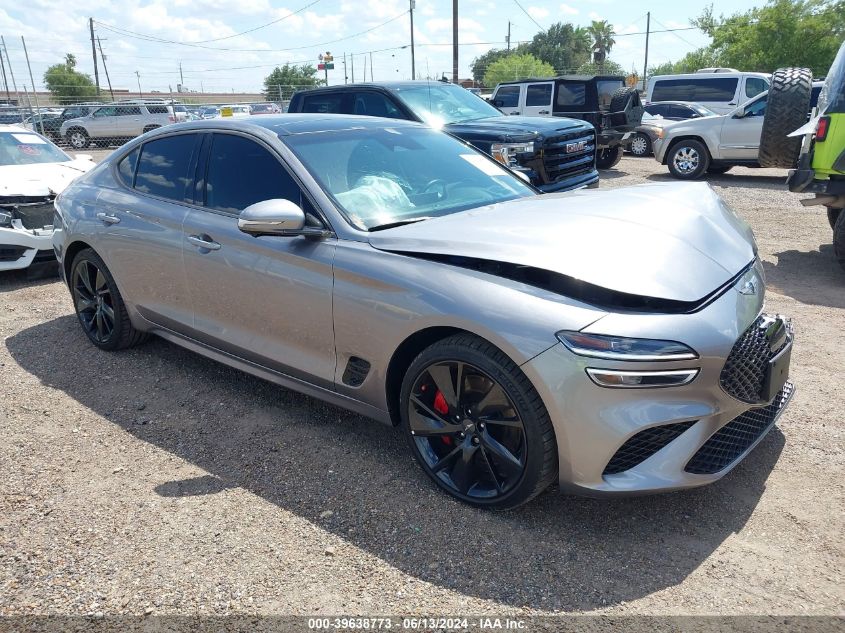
[
  {"left": 596, "top": 145, "right": 623, "bottom": 169},
  {"left": 400, "top": 334, "right": 557, "bottom": 510},
  {"left": 66, "top": 128, "right": 90, "bottom": 150},
  {"left": 667, "top": 139, "right": 710, "bottom": 179},
  {"left": 628, "top": 133, "right": 652, "bottom": 157}
]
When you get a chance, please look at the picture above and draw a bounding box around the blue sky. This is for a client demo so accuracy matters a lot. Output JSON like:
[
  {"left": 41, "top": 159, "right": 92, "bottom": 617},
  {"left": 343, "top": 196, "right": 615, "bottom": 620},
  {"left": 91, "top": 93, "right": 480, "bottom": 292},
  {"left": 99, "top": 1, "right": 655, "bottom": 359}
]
[{"left": 1, "top": 0, "right": 765, "bottom": 94}]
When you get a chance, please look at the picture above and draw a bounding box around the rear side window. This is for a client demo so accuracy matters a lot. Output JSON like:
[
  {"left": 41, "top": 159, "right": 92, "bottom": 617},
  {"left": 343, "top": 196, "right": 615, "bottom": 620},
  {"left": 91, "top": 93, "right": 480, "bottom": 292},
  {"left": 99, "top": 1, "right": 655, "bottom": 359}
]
[
  {"left": 301, "top": 94, "right": 344, "bottom": 113},
  {"left": 352, "top": 92, "right": 403, "bottom": 118},
  {"left": 525, "top": 84, "right": 552, "bottom": 106},
  {"left": 147, "top": 105, "right": 169, "bottom": 114},
  {"left": 117, "top": 147, "right": 140, "bottom": 187},
  {"left": 495, "top": 85, "right": 520, "bottom": 107},
  {"left": 652, "top": 78, "right": 739, "bottom": 102},
  {"left": 135, "top": 134, "right": 198, "bottom": 202},
  {"left": 204, "top": 134, "right": 302, "bottom": 214},
  {"left": 116, "top": 106, "right": 142, "bottom": 116},
  {"left": 556, "top": 83, "right": 586, "bottom": 106},
  {"left": 745, "top": 77, "right": 768, "bottom": 98}
]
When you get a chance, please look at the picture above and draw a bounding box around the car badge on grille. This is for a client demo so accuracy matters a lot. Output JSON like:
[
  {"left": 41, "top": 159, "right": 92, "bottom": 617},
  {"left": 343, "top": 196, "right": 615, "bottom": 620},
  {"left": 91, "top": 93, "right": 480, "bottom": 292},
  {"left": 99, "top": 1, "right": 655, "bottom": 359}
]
[{"left": 565, "top": 141, "right": 587, "bottom": 153}]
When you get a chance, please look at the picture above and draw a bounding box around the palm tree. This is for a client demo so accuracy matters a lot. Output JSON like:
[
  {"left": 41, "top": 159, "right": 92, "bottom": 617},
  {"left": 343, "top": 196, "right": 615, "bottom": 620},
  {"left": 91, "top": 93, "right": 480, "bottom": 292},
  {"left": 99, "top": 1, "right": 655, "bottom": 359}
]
[{"left": 588, "top": 20, "right": 616, "bottom": 63}]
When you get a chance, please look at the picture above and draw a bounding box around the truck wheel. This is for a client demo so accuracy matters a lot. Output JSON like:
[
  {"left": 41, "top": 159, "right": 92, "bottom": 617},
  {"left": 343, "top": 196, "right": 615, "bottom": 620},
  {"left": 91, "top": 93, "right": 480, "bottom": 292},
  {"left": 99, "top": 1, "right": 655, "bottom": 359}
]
[
  {"left": 667, "top": 139, "right": 710, "bottom": 179},
  {"left": 834, "top": 209, "right": 845, "bottom": 273},
  {"left": 608, "top": 87, "right": 643, "bottom": 129},
  {"left": 66, "top": 128, "right": 90, "bottom": 150},
  {"left": 827, "top": 207, "right": 842, "bottom": 231},
  {"left": 759, "top": 67, "right": 812, "bottom": 168},
  {"left": 596, "top": 146, "right": 623, "bottom": 169}
]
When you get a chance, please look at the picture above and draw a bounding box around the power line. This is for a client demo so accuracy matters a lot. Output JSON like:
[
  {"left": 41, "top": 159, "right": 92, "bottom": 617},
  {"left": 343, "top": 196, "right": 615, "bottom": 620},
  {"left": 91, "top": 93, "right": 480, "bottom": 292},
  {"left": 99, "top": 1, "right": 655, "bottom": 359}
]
[
  {"left": 511, "top": 0, "right": 545, "bottom": 33},
  {"left": 191, "top": 0, "right": 324, "bottom": 43}
]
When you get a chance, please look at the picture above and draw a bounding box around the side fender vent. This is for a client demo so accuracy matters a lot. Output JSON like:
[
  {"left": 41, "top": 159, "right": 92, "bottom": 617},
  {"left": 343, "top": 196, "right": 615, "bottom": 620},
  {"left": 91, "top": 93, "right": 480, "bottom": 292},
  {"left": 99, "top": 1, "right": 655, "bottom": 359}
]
[{"left": 342, "top": 356, "right": 371, "bottom": 387}]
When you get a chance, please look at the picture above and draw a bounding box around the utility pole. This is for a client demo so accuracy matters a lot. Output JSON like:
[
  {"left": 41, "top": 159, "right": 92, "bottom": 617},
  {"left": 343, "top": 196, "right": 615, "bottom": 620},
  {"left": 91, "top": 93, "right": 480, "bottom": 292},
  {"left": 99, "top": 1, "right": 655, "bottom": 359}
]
[
  {"left": 363, "top": 55, "right": 367, "bottom": 83},
  {"left": 96, "top": 37, "right": 114, "bottom": 100},
  {"left": 370, "top": 52, "right": 374, "bottom": 81},
  {"left": 643, "top": 11, "right": 650, "bottom": 93},
  {"left": 135, "top": 70, "right": 141, "bottom": 97},
  {"left": 179, "top": 61, "right": 184, "bottom": 91},
  {"left": 351, "top": 54, "right": 355, "bottom": 83},
  {"left": 343, "top": 52, "right": 348, "bottom": 83},
  {"left": 409, "top": 0, "right": 416, "bottom": 80},
  {"left": 0, "top": 46, "right": 9, "bottom": 102},
  {"left": 451, "top": 0, "right": 458, "bottom": 83},
  {"left": 506, "top": 21, "right": 511, "bottom": 51},
  {"left": 89, "top": 18, "right": 100, "bottom": 96},
  {"left": 21, "top": 38, "right": 44, "bottom": 135}
]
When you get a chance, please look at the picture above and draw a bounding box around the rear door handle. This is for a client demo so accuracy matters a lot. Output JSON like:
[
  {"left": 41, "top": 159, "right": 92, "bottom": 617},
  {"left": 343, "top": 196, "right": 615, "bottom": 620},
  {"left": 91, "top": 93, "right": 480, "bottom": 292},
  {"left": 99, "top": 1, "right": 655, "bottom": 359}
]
[
  {"left": 96, "top": 212, "right": 120, "bottom": 225},
  {"left": 509, "top": 112, "right": 520, "bottom": 115},
  {"left": 187, "top": 234, "right": 221, "bottom": 251},
  {"left": 538, "top": 110, "right": 550, "bottom": 115}
]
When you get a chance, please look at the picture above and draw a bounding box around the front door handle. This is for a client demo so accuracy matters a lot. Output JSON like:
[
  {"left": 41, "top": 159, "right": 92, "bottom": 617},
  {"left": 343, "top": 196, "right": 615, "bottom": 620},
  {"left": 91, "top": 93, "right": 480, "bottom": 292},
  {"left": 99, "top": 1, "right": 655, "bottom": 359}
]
[
  {"left": 509, "top": 112, "right": 520, "bottom": 115},
  {"left": 187, "top": 234, "right": 221, "bottom": 251},
  {"left": 96, "top": 212, "right": 120, "bottom": 225},
  {"left": 538, "top": 110, "right": 550, "bottom": 115}
]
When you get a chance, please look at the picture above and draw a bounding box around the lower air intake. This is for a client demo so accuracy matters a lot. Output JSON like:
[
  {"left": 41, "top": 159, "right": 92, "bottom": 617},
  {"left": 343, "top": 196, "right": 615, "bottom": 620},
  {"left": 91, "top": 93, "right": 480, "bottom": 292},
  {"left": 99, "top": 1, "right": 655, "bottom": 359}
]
[{"left": 603, "top": 421, "right": 696, "bottom": 475}]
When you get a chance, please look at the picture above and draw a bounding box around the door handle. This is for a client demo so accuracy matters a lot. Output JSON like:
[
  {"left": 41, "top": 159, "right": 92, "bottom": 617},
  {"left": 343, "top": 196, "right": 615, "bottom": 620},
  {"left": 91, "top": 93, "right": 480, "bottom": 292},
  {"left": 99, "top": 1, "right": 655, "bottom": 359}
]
[
  {"left": 187, "top": 234, "right": 221, "bottom": 251},
  {"left": 728, "top": 102, "right": 737, "bottom": 105},
  {"left": 96, "top": 212, "right": 120, "bottom": 225},
  {"left": 509, "top": 112, "right": 520, "bottom": 115},
  {"left": 538, "top": 110, "right": 550, "bottom": 115}
]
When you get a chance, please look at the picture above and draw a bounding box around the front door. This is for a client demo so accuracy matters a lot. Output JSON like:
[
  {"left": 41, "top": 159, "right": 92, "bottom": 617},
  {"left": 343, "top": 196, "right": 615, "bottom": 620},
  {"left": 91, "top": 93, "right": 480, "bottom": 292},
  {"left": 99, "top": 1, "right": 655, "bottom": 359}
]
[
  {"left": 522, "top": 82, "right": 554, "bottom": 117},
  {"left": 181, "top": 131, "right": 337, "bottom": 387},
  {"left": 86, "top": 106, "right": 118, "bottom": 139},
  {"left": 719, "top": 94, "right": 767, "bottom": 160},
  {"left": 492, "top": 84, "right": 522, "bottom": 115}
]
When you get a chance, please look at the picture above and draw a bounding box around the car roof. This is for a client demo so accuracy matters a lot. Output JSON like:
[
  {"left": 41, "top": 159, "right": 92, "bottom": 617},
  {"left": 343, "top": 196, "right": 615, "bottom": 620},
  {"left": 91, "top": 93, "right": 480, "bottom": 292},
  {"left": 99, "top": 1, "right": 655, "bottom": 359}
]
[
  {"left": 497, "top": 75, "right": 624, "bottom": 85},
  {"left": 167, "top": 113, "right": 424, "bottom": 136},
  {"left": 295, "top": 80, "right": 462, "bottom": 93}
]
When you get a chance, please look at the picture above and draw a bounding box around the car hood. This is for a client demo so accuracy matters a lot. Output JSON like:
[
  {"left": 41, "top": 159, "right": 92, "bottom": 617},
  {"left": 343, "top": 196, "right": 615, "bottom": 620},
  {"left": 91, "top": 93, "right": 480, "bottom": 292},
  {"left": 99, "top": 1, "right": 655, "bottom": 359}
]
[
  {"left": 368, "top": 182, "right": 755, "bottom": 304},
  {"left": 0, "top": 159, "right": 96, "bottom": 197},
  {"left": 445, "top": 115, "right": 590, "bottom": 139}
]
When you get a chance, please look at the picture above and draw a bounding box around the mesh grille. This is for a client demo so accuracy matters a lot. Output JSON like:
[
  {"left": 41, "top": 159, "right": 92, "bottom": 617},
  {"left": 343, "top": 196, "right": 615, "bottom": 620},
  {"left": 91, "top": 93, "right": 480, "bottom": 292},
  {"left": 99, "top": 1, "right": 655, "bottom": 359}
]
[
  {"left": 542, "top": 129, "right": 596, "bottom": 182},
  {"left": 685, "top": 381, "right": 794, "bottom": 475},
  {"left": 603, "top": 421, "right": 696, "bottom": 475},
  {"left": 720, "top": 316, "right": 789, "bottom": 403}
]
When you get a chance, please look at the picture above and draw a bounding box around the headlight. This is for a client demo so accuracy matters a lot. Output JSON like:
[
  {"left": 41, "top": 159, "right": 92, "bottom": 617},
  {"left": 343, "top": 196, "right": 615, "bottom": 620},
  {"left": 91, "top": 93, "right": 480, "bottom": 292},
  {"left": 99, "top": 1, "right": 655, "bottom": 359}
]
[
  {"left": 491, "top": 142, "right": 534, "bottom": 167},
  {"left": 655, "top": 128, "right": 665, "bottom": 139},
  {"left": 556, "top": 331, "right": 698, "bottom": 361},
  {"left": 0, "top": 211, "right": 12, "bottom": 227}
]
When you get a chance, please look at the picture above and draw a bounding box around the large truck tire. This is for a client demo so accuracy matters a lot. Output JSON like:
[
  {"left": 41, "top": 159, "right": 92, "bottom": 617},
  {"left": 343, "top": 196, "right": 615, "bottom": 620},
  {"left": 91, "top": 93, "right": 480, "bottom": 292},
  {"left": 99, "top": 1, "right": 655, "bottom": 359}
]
[{"left": 759, "top": 68, "right": 812, "bottom": 168}]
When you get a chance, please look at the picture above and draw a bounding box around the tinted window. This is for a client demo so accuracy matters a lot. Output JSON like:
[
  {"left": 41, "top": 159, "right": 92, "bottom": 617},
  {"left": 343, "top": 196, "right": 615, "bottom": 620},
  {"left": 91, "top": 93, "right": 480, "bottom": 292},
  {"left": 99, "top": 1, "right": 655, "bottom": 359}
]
[
  {"left": 668, "top": 105, "right": 695, "bottom": 119},
  {"left": 352, "top": 92, "right": 404, "bottom": 118},
  {"left": 652, "top": 78, "right": 739, "bottom": 102},
  {"left": 745, "top": 77, "right": 768, "bottom": 98},
  {"left": 644, "top": 104, "right": 667, "bottom": 117},
  {"left": 117, "top": 147, "right": 139, "bottom": 187},
  {"left": 64, "top": 107, "right": 87, "bottom": 118},
  {"left": 495, "top": 86, "right": 520, "bottom": 108},
  {"left": 744, "top": 95, "right": 767, "bottom": 117},
  {"left": 147, "top": 105, "right": 169, "bottom": 114},
  {"left": 93, "top": 106, "right": 117, "bottom": 117},
  {"left": 116, "top": 106, "right": 142, "bottom": 116},
  {"left": 526, "top": 83, "right": 552, "bottom": 107},
  {"left": 205, "top": 134, "right": 302, "bottom": 214},
  {"left": 135, "top": 134, "right": 198, "bottom": 202},
  {"left": 302, "top": 94, "right": 344, "bottom": 113},
  {"left": 556, "top": 83, "right": 586, "bottom": 106},
  {"left": 597, "top": 80, "right": 624, "bottom": 109}
]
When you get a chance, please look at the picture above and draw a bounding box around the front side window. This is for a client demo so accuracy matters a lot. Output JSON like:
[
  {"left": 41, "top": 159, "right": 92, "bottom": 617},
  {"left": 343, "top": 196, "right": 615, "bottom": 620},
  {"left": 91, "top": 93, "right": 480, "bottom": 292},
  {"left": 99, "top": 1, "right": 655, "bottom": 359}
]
[
  {"left": 134, "top": 134, "right": 198, "bottom": 202},
  {"left": 744, "top": 94, "right": 767, "bottom": 117},
  {"left": 302, "top": 94, "right": 344, "bottom": 113},
  {"left": 526, "top": 83, "right": 553, "bottom": 107},
  {"left": 93, "top": 107, "right": 117, "bottom": 118},
  {"left": 556, "top": 83, "right": 586, "bottom": 107},
  {"left": 204, "top": 134, "right": 302, "bottom": 214},
  {"left": 493, "top": 85, "right": 520, "bottom": 108},
  {"left": 745, "top": 77, "right": 769, "bottom": 98}
]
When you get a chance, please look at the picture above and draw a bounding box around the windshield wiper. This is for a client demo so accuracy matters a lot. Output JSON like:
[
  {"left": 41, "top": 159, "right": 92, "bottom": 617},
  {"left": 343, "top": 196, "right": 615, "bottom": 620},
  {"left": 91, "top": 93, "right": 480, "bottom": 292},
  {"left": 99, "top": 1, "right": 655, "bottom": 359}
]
[{"left": 368, "top": 217, "right": 433, "bottom": 232}]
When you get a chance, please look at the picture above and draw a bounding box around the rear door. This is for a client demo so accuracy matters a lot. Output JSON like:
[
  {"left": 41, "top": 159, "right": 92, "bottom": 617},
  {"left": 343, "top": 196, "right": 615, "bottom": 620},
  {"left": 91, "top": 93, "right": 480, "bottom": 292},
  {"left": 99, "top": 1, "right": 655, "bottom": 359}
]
[
  {"left": 492, "top": 84, "right": 522, "bottom": 115},
  {"left": 181, "top": 131, "right": 337, "bottom": 386},
  {"left": 522, "top": 82, "right": 554, "bottom": 116}
]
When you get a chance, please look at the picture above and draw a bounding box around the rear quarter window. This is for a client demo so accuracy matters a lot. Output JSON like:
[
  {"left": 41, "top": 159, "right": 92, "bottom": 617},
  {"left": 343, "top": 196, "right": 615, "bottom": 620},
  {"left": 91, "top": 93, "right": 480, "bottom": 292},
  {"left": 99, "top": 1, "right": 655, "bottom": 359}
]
[{"left": 117, "top": 147, "right": 140, "bottom": 187}]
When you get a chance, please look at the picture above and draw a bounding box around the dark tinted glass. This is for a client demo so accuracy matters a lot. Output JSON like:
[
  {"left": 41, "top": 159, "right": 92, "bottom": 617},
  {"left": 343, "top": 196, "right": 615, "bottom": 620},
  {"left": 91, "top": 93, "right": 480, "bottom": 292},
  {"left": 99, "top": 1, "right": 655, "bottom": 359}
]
[
  {"left": 744, "top": 95, "right": 767, "bottom": 117},
  {"left": 302, "top": 94, "right": 344, "bottom": 113},
  {"left": 745, "top": 77, "right": 768, "bottom": 98},
  {"left": 495, "top": 86, "right": 520, "bottom": 107},
  {"left": 652, "top": 78, "right": 738, "bottom": 102},
  {"left": 644, "top": 104, "right": 666, "bottom": 116},
  {"left": 597, "top": 80, "right": 624, "bottom": 109},
  {"left": 526, "top": 83, "right": 552, "bottom": 106},
  {"left": 352, "top": 92, "right": 404, "bottom": 118},
  {"left": 117, "top": 147, "right": 140, "bottom": 187},
  {"left": 668, "top": 105, "right": 694, "bottom": 118},
  {"left": 147, "top": 105, "right": 169, "bottom": 114},
  {"left": 205, "top": 134, "right": 302, "bottom": 214},
  {"left": 116, "top": 106, "right": 142, "bottom": 116},
  {"left": 135, "top": 134, "right": 197, "bottom": 202},
  {"left": 556, "top": 83, "right": 586, "bottom": 106}
]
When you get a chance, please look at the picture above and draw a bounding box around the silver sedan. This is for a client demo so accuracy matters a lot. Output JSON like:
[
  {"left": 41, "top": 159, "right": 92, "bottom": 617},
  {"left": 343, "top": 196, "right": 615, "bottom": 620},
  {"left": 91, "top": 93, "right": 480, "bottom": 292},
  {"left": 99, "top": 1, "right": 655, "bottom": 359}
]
[{"left": 52, "top": 115, "right": 794, "bottom": 509}]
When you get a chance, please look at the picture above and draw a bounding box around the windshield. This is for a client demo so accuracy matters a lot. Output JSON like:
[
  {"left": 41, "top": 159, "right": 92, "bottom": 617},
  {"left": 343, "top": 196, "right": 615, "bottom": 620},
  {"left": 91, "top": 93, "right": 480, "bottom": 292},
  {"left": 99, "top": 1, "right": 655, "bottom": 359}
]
[
  {"left": 692, "top": 104, "right": 717, "bottom": 117},
  {"left": 0, "top": 131, "right": 70, "bottom": 166},
  {"left": 392, "top": 83, "right": 502, "bottom": 127},
  {"left": 285, "top": 126, "right": 535, "bottom": 230}
]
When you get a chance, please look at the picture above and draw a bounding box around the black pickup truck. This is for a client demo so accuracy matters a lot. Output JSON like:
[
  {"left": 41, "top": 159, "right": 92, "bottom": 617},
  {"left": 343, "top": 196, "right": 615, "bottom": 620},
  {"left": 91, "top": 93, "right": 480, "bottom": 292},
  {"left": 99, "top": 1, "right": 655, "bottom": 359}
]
[{"left": 287, "top": 81, "right": 598, "bottom": 192}]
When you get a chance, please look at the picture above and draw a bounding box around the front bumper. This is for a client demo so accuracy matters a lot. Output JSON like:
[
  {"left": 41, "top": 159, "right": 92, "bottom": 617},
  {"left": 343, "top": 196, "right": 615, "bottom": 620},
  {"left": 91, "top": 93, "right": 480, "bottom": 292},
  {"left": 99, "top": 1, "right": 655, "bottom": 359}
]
[
  {"left": 520, "top": 265, "right": 795, "bottom": 495},
  {"left": 0, "top": 226, "right": 55, "bottom": 272},
  {"left": 536, "top": 168, "right": 599, "bottom": 192}
]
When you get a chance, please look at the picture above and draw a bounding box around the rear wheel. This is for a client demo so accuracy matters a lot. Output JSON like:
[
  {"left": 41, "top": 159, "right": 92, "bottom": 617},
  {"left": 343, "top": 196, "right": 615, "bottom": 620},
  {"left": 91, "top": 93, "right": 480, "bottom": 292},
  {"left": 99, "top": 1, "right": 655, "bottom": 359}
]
[
  {"left": 629, "top": 133, "right": 651, "bottom": 157},
  {"left": 759, "top": 67, "right": 813, "bottom": 168},
  {"left": 70, "top": 249, "right": 148, "bottom": 351},
  {"left": 596, "top": 145, "right": 623, "bottom": 169},
  {"left": 827, "top": 207, "right": 842, "bottom": 231},
  {"left": 667, "top": 139, "right": 709, "bottom": 179},
  {"left": 400, "top": 334, "right": 557, "bottom": 510},
  {"left": 834, "top": 209, "right": 845, "bottom": 272}
]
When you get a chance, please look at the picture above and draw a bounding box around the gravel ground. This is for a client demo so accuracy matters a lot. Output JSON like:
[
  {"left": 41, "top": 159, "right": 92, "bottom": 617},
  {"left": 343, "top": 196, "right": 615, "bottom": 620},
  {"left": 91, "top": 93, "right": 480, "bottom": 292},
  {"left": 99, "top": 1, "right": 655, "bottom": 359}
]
[{"left": 1, "top": 155, "right": 842, "bottom": 617}]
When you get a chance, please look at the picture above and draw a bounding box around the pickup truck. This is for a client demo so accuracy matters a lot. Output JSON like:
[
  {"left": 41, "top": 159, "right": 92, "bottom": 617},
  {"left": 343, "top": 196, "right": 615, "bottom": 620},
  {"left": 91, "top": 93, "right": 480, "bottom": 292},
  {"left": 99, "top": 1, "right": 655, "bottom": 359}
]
[{"left": 287, "top": 81, "right": 598, "bottom": 192}]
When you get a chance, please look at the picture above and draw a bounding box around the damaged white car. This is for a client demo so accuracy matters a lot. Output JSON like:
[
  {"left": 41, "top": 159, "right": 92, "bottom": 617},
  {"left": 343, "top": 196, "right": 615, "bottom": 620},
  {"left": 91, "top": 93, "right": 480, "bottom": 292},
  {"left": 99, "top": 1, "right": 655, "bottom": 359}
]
[{"left": 0, "top": 126, "right": 95, "bottom": 273}]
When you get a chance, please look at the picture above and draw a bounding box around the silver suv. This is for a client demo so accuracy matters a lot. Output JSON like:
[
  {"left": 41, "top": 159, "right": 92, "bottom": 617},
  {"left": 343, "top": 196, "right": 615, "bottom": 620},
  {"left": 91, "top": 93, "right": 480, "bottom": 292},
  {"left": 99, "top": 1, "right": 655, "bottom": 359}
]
[{"left": 60, "top": 102, "right": 183, "bottom": 149}]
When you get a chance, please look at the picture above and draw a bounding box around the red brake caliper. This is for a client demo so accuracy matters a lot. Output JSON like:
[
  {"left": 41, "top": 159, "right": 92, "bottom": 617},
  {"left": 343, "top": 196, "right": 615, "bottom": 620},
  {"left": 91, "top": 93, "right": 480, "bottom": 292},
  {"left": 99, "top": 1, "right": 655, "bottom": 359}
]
[{"left": 433, "top": 390, "right": 452, "bottom": 445}]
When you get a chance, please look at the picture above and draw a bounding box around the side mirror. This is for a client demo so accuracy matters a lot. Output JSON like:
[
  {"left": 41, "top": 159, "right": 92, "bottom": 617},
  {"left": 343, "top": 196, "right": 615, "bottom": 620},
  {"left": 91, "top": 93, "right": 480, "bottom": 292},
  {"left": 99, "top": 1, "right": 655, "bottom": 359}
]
[{"left": 238, "top": 199, "right": 328, "bottom": 237}]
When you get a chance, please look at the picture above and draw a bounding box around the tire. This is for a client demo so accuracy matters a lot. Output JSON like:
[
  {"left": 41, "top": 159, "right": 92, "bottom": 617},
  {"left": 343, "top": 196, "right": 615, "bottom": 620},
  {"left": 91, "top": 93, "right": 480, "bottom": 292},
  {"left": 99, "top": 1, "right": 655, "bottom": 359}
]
[
  {"left": 759, "top": 67, "right": 812, "bottom": 168},
  {"left": 707, "top": 165, "right": 733, "bottom": 174},
  {"left": 69, "top": 248, "right": 148, "bottom": 351},
  {"left": 827, "top": 207, "right": 842, "bottom": 231},
  {"left": 834, "top": 209, "right": 845, "bottom": 273},
  {"left": 667, "top": 139, "right": 710, "bottom": 179},
  {"left": 608, "top": 87, "right": 643, "bottom": 129},
  {"left": 399, "top": 333, "right": 558, "bottom": 510},
  {"left": 596, "top": 145, "right": 623, "bottom": 169},
  {"left": 628, "top": 132, "right": 652, "bottom": 157},
  {"left": 66, "top": 128, "right": 90, "bottom": 150}
]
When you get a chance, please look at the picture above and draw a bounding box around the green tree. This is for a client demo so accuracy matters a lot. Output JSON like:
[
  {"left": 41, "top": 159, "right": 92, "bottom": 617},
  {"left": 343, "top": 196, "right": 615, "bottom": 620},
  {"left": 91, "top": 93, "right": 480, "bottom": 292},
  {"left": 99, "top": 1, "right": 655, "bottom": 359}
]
[
  {"left": 694, "top": 0, "right": 845, "bottom": 75},
  {"left": 43, "top": 53, "right": 97, "bottom": 104},
  {"left": 484, "top": 53, "right": 555, "bottom": 87},
  {"left": 519, "top": 23, "right": 591, "bottom": 74},
  {"left": 576, "top": 60, "right": 626, "bottom": 76},
  {"left": 648, "top": 48, "right": 723, "bottom": 76},
  {"left": 263, "top": 64, "right": 323, "bottom": 101},
  {"left": 587, "top": 20, "right": 616, "bottom": 61},
  {"left": 471, "top": 48, "right": 513, "bottom": 84}
]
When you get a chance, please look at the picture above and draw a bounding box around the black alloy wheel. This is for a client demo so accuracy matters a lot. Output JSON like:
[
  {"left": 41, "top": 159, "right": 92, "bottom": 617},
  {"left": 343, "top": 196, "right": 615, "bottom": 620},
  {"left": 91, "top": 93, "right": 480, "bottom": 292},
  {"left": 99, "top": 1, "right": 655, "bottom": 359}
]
[
  {"left": 401, "top": 334, "right": 557, "bottom": 509},
  {"left": 72, "top": 258, "right": 116, "bottom": 345}
]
